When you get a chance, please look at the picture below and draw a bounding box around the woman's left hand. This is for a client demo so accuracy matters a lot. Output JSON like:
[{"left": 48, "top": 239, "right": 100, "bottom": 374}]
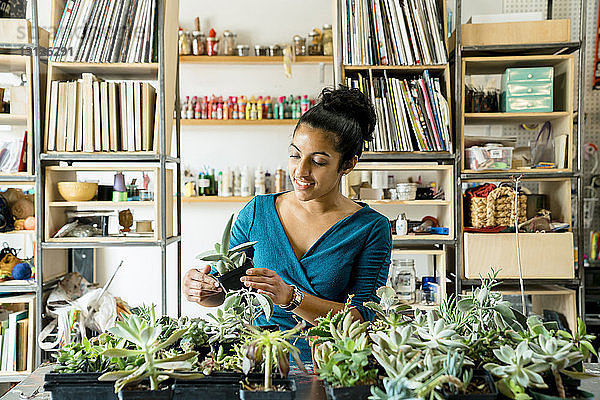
[{"left": 241, "top": 268, "right": 293, "bottom": 306}]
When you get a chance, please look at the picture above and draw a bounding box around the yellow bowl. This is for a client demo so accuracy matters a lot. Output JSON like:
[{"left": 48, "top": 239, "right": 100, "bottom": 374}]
[{"left": 57, "top": 182, "right": 98, "bottom": 202}]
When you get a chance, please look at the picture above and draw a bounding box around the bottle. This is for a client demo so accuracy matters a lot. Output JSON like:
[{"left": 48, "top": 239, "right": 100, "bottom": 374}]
[
  {"left": 394, "top": 259, "right": 416, "bottom": 302},
  {"left": 266, "top": 96, "right": 273, "bottom": 119},
  {"left": 233, "top": 167, "right": 241, "bottom": 196},
  {"left": 256, "top": 96, "right": 263, "bottom": 120},
  {"left": 273, "top": 100, "right": 280, "bottom": 120},
  {"left": 185, "top": 97, "right": 194, "bottom": 120},
  {"left": 223, "top": 97, "right": 230, "bottom": 120},
  {"left": 239, "top": 96, "right": 247, "bottom": 119},
  {"left": 275, "top": 166, "right": 285, "bottom": 193},
  {"left": 250, "top": 103, "right": 258, "bottom": 120},
  {"left": 301, "top": 95, "right": 310, "bottom": 115},
  {"left": 255, "top": 165, "right": 266, "bottom": 195},
  {"left": 246, "top": 96, "right": 254, "bottom": 120},
  {"left": 201, "top": 96, "right": 208, "bottom": 119},
  {"left": 211, "top": 95, "right": 218, "bottom": 119},
  {"left": 264, "top": 96, "right": 271, "bottom": 119},
  {"left": 278, "top": 96, "right": 285, "bottom": 119},
  {"left": 217, "top": 171, "right": 223, "bottom": 196},
  {"left": 241, "top": 165, "right": 251, "bottom": 197},
  {"left": 231, "top": 97, "right": 239, "bottom": 120},
  {"left": 265, "top": 170, "right": 272, "bottom": 193},
  {"left": 194, "top": 100, "right": 201, "bottom": 120},
  {"left": 216, "top": 99, "right": 223, "bottom": 120},
  {"left": 396, "top": 213, "right": 408, "bottom": 236},
  {"left": 222, "top": 167, "right": 233, "bottom": 197}
]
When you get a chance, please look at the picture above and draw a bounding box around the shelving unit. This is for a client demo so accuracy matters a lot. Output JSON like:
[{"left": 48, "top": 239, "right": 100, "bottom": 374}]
[
  {"left": 36, "top": 0, "right": 182, "bottom": 367},
  {"left": 180, "top": 119, "right": 299, "bottom": 126},
  {"left": 179, "top": 55, "right": 332, "bottom": 64},
  {"left": 453, "top": 0, "right": 587, "bottom": 323},
  {"left": 332, "top": 0, "right": 455, "bottom": 304}
]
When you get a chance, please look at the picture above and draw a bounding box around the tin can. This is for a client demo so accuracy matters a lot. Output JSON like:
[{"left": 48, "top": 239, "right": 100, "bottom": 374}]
[
  {"left": 254, "top": 45, "right": 268, "bottom": 56},
  {"left": 237, "top": 45, "right": 250, "bottom": 56},
  {"left": 268, "top": 45, "right": 282, "bottom": 57}
]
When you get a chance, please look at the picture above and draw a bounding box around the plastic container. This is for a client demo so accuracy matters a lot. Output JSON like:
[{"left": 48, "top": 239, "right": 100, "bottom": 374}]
[
  {"left": 44, "top": 372, "right": 118, "bottom": 400},
  {"left": 465, "top": 145, "right": 514, "bottom": 170},
  {"left": 324, "top": 381, "right": 372, "bottom": 400},
  {"left": 239, "top": 379, "right": 296, "bottom": 400},
  {"left": 216, "top": 259, "right": 253, "bottom": 292},
  {"left": 444, "top": 370, "right": 498, "bottom": 399},
  {"left": 395, "top": 183, "right": 417, "bottom": 200}
]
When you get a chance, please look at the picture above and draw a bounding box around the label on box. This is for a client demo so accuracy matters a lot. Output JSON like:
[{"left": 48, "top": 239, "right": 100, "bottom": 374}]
[{"left": 489, "top": 149, "right": 503, "bottom": 159}]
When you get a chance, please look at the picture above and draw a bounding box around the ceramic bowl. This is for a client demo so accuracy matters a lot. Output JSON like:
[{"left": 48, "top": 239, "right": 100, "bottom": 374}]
[{"left": 57, "top": 182, "right": 98, "bottom": 202}]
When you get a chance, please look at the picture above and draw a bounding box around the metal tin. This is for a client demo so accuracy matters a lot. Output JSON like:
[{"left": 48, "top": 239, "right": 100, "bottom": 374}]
[
  {"left": 268, "top": 45, "right": 282, "bottom": 57},
  {"left": 254, "top": 45, "right": 268, "bottom": 56},
  {"left": 236, "top": 44, "right": 250, "bottom": 56}
]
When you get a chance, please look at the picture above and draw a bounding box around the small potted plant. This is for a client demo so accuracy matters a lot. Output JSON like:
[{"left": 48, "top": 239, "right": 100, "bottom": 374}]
[
  {"left": 196, "top": 214, "right": 258, "bottom": 292},
  {"left": 239, "top": 321, "right": 306, "bottom": 399},
  {"left": 441, "top": 352, "right": 498, "bottom": 399},
  {"left": 98, "top": 311, "right": 203, "bottom": 400}
]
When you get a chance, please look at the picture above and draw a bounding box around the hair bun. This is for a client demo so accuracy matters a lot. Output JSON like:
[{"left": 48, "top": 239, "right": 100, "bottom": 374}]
[{"left": 319, "top": 86, "right": 376, "bottom": 142}]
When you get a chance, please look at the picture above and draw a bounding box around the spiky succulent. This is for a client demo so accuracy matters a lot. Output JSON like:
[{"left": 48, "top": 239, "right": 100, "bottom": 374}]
[{"left": 195, "top": 214, "right": 257, "bottom": 275}]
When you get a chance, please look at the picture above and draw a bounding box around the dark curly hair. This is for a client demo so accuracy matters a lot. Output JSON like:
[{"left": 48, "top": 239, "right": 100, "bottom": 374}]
[{"left": 294, "top": 86, "right": 376, "bottom": 170}]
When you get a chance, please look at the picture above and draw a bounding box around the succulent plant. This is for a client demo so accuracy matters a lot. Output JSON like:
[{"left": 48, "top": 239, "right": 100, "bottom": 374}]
[
  {"left": 195, "top": 214, "right": 258, "bottom": 276},
  {"left": 98, "top": 311, "right": 203, "bottom": 392},
  {"left": 54, "top": 337, "right": 117, "bottom": 374},
  {"left": 307, "top": 297, "right": 367, "bottom": 346},
  {"left": 413, "top": 311, "right": 467, "bottom": 352},
  {"left": 222, "top": 288, "right": 274, "bottom": 325},
  {"left": 364, "top": 286, "right": 410, "bottom": 329}
]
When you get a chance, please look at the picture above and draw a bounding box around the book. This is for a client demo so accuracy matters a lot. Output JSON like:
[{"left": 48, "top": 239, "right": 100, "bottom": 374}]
[
  {"left": 16, "top": 318, "right": 27, "bottom": 372},
  {"left": 93, "top": 81, "right": 102, "bottom": 151},
  {"left": 65, "top": 81, "right": 77, "bottom": 152},
  {"left": 133, "top": 82, "right": 142, "bottom": 151},
  {"left": 74, "top": 81, "right": 83, "bottom": 151},
  {"left": 100, "top": 81, "right": 110, "bottom": 152},
  {"left": 81, "top": 73, "right": 96, "bottom": 152},
  {"left": 47, "top": 80, "right": 59, "bottom": 151},
  {"left": 55, "top": 82, "right": 68, "bottom": 152},
  {"left": 6, "top": 310, "right": 27, "bottom": 372},
  {"left": 119, "top": 82, "right": 129, "bottom": 151},
  {"left": 1, "top": 319, "right": 8, "bottom": 371},
  {"left": 142, "top": 83, "right": 156, "bottom": 151},
  {"left": 126, "top": 82, "right": 135, "bottom": 151},
  {"left": 108, "top": 82, "right": 119, "bottom": 151}
]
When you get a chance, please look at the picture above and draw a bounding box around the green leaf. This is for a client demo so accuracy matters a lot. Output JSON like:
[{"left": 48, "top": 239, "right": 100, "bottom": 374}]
[
  {"left": 229, "top": 241, "right": 258, "bottom": 254},
  {"left": 98, "top": 370, "right": 132, "bottom": 381},
  {"left": 581, "top": 340, "right": 598, "bottom": 357},
  {"left": 457, "top": 298, "right": 474, "bottom": 312},
  {"left": 221, "top": 214, "right": 234, "bottom": 254},
  {"left": 195, "top": 250, "right": 219, "bottom": 260},
  {"left": 215, "top": 243, "right": 221, "bottom": 254},
  {"left": 101, "top": 348, "right": 143, "bottom": 358},
  {"left": 156, "top": 328, "right": 189, "bottom": 351},
  {"left": 255, "top": 293, "right": 274, "bottom": 321}
]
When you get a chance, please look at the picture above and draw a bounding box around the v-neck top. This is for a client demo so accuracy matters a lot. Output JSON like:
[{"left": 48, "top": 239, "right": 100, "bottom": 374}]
[{"left": 229, "top": 193, "right": 392, "bottom": 362}]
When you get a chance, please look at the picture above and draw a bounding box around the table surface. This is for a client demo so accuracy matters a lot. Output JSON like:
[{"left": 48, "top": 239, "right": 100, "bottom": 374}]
[{"left": 2, "top": 364, "right": 599, "bottom": 399}]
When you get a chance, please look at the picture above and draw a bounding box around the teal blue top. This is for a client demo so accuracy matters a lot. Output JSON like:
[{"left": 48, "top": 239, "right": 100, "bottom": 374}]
[{"left": 228, "top": 192, "right": 392, "bottom": 363}]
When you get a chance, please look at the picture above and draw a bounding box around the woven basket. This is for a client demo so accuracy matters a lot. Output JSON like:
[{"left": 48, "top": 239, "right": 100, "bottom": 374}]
[{"left": 469, "top": 186, "right": 527, "bottom": 228}]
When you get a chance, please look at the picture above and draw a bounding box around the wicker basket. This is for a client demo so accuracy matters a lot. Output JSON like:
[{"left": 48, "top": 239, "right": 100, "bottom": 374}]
[{"left": 469, "top": 186, "right": 527, "bottom": 228}]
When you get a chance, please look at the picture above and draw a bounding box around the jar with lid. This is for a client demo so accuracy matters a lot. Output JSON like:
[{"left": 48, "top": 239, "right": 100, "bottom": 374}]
[
  {"left": 254, "top": 45, "right": 268, "bottom": 56},
  {"left": 178, "top": 29, "right": 191, "bottom": 56},
  {"left": 222, "top": 30, "right": 237, "bottom": 56},
  {"left": 191, "top": 31, "right": 206, "bottom": 55},
  {"left": 308, "top": 29, "right": 323, "bottom": 56},
  {"left": 268, "top": 44, "right": 282, "bottom": 57},
  {"left": 389, "top": 259, "right": 416, "bottom": 302},
  {"left": 237, "top": 45, "right": 250, "bottom": 56},
  {"left": 293, "top": 35, "right": 306, "bottom": 56},
  {"left": 323, "top": 24, "right": 333, "bottom": 56}
]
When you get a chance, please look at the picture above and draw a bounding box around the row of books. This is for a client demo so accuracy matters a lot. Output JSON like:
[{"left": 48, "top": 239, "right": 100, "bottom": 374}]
[
  {"left": 0, "top": 309, "right": 28, "bottom": 372},
  {"left": 341, "top": 0, "right": 447, "bottom": 65},
  {"left": 347, "top": 70, "right": 451, "bottom": 152},
  {"left": 52, "top": 0, "right": 158, "bottom": 63},
  {"left": 46, "top": 74, "right": 157, "bottom": 152}
]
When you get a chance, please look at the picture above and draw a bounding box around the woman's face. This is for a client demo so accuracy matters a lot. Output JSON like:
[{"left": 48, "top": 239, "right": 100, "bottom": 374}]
[{"left": 288, "top": 124, "right": 345, "bottom": 201}]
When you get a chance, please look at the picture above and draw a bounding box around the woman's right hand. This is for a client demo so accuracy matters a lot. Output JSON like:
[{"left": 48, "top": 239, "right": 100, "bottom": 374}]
[{"left": 183, "top": 265, "right": 223, "bottom": 306}]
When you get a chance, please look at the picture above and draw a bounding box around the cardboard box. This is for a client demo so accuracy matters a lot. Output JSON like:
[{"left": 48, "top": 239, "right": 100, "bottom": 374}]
[
  {"left": 0, "top": 19, "right": 49, "bottom": 46},
  {"left": 463, "top": 232, "right": 574, "bottom": 279},
  {"left": 9, "top": 86, "right": 27, "bottom": 115},
  {"left": 452, "top": 19, "right": 571, "bottom": 47},
  {"left": 468, "top": 12, "right": 545, "bottom": 24}
]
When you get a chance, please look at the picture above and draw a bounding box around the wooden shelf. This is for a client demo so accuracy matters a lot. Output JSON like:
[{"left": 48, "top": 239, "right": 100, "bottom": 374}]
[
  {"left": 0, "top": 230, "right": 34, "bottom": 235},
  {"left": 393, "top": 234, "right": 451, "bottom": 241},
  {"left": 182, "top": 196, "right": 253, "bottom": 203},
  {"left": 343, "top": 64, "right": 447, "bottom": 72},
  {"left": 0, "top": 54, "right": 28, "bottom": 72},
  {"left": 353, "top": 162, "right": 452, "bottom": 172},
  {"left": 179, "top": 55, "right": 332, "bottom": 64},
  {"left": 0, "top": 114, "right": 27, "bottom": 124},
  {"left": 462, "top": 168, "right": 572, "bottom": 176},
  {"left": 363, "top": 199, "right": 449, "bottom": 205},
  {"left": 49, "top": 201, "right": 155, "bottom": 207},
  {"left": 46, "top": 236, "right": 158, "bottom": 243},
  {"left": 464, "top": 112, "right": 570, "bottom": 124},
  {"left": 180, "top": 119, "right": 299, "bottom": 126},
  {"left": 50, "top": 62, "right": 159, "bottom": 78}
]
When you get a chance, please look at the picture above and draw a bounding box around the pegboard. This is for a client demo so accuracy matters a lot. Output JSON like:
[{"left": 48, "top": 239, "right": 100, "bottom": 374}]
[{"left": 500, "top": 0, "right": 599, "bottom": 258}]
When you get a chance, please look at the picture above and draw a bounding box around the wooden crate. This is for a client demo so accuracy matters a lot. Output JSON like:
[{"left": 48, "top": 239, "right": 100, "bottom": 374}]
[
  {"left": 463, "top": 232, "right": 574, "bottom": 279},
  {"left": 44, "top": 166, "right": 173, "bottom": 242},
  {"left": 452, "top": 20, "right": 571, "bottom": 47}
]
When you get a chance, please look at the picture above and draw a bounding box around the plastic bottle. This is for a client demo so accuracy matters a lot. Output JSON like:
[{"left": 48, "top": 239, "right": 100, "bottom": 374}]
[
  {"left": 264, "top": 96, "right": 271, "bottom": 119},
  {"left": 275, "top": 166, "right": 285, "bottom": 193},
  {"left": 256, "top": 96, "right": 263, "bottom": 120},
  {"left": 265, "top": 170, "right": 272, "bottom": 193},
  {"left": 201, "top": 96, "right": 208, "bottom": 119},
  {"left": 241, "top": 165, "right": 251, "bottom": 196},
  {"left": 301, "top": 95, "right": 310, "bottom": 115},
  {"left": 396, "top": 213, "right": 408, "bottom": 236},
  {"left": 222, "top": 167, "right": 233, "bottom": 197},
  {"left": 278, "top": 96, "right": 285, "bottom": 119},
  {"left": 250, "top": 103, "right": 258, "bottom": 120},
  {"left": 231, "top": 97, "right": 239, "bottom": 120},
  {"left": 246, "top": 96, "right": 255, "bottom": 120},
  {"left": 239, "top": 96, "right": 246, "bottom": 119},
  {"left": 194, "top": 100, "right": 201, "bottom": 120},
  {"left": 255, "top": 165, "right": 266, "bottom": 195},
  {"left": 216, "top": 99, "right": 223, "bottom": 120},
  {"left": 217, "top": 171, "right": 223, "bottom": 196},
  {"left": 233, "top": 167, "right": 241, "bottom": 197},
  {"left": 185, "top": 97, "right": 194, "bottom": 120}
]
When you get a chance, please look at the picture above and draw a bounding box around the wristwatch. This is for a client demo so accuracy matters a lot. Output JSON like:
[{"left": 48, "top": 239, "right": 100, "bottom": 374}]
[{"left": 281, "top": 285, "right": 304, "bottom": 311}]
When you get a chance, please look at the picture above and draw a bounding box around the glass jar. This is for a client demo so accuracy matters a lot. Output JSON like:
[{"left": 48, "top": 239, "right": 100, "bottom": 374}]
[
  {"left": 254, "top": 45, "right": 268, "bottom": 56},
  {"left": 390, "top": 259, "right": 416, "bottom": 302},
  {"left": 268, "top": 44, "right": 282, "bottom": 57},
  {"left": 308, "top": 29, "right": 323, "bottom": 56},
  {"left": 323, "top": 24, "right": 333, "bottom": 56},
  {"left": 178, "top": 30, "right": 191, "bottom": 56},
  {"left": 237, "top": 45, "right": 250, "bottom": 56},
  {"left": 293, "top": 35, "right": 306, "bottom": 56},
  {"left": 206, "top": 37, "right": 218, "bottom": 56},
  {"left": 222, "top": 30, "right": 237, "bottom": 56},
  {"left": 191, "top": 31, "right": 206, "bottom": 56}
]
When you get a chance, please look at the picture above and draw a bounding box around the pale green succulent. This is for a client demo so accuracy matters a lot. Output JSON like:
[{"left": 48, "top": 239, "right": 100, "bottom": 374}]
[
  {"left": 413, "top": 311, "right": 467, "bottom": 351},
  {"left": 98, "top": 310, "right": 203, "bottom": 392},
  {"left": 364, "top": 286, "right": 410, "bottom": 329},
  {"left": 195, "top": 214, "right": 257, "bottom": 275}
]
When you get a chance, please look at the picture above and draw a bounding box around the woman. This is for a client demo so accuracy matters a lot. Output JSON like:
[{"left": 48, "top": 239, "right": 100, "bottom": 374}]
[{"left": 183, "top": 86, "right": 392, "bottom": 363}]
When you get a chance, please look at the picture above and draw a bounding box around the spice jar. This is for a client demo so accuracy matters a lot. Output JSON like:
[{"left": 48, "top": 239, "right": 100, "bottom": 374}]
[
  {"left": 222, "top": 30, "right": 237, "bottom": 56},
  {"left": 308, "top": 29, "right": 323, "bottom": 56},
  {"left": 293, "top": 35, "right": 306, "bottom": 56},
  {"left": 191, "top": 31, "right": 206, "bottom": 55},
  {"left": 254, "top": 45, "right": 268, "bottom": 56},
  {"left": 207, "top": 28, "right": 218, "bottom": 56},
  {"left": 323, "top": 24, "right": 333, "bottom": 56},
  {"left": 236, "top": 45, "right": 250, "bottom": 56},
  {"left": 178, "top": 28, "right": 191, "bottom": 56},
  {"left": 268, "top": 44, "right": 282, "bottom": 57}
]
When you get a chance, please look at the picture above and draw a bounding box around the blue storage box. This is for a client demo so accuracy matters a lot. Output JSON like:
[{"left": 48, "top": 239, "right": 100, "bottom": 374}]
[{"left": 500, "top": 67, "right": 554, "bottom": 112}]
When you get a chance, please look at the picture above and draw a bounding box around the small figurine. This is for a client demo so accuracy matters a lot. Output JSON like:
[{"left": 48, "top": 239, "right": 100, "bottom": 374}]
[{"left": 119, "top": 209, "right": 133, "bottom": 233}]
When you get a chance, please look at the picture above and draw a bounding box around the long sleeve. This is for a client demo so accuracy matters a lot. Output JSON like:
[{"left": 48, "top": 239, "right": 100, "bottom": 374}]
[{"left": 344, "top": 216, "right": 392, "bottom": 321}]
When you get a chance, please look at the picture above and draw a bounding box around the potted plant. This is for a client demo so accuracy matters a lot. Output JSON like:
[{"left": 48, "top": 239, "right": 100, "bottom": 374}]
[
  {"left": 441, "top": 351, "right": 498, "bottom": 399},
  {"left": 196, "top": 214, "right": 258, "bottom": 292},
  {"left": 98, "top": 311, "right": 203, "bottom": 400},
  {"left": 363, "top": 286, "right": 411, "bottom": 330},
  {"left": 239, "top": 321, "right": 306, "bottom": 399}
]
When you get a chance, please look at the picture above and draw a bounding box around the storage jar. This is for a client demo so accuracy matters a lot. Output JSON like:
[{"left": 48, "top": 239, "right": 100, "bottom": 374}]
[{"left": 221, "top": 30, "right": 236, "bottom": 56}]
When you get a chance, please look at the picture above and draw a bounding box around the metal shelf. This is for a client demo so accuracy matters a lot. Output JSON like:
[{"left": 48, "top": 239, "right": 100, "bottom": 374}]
[
  {"left": 0, "top": 175, "right": 36, "bottom": 182},
  {"left": 360, "top": 152, "right": 455, "bottom": 162},
  {"left": 0, "top": 282, "right": 38, "bottom": 293},
  {"left": 41, "top": 236, "right": 181, "bottom": 249},
  {"left": 461, "top": 171, "right": 577, "bottom": 180},
  {"left": 460, "top": 278, "right": 581, "bottom": 287},
  {"left": 457, "top": 41, "right": 581, "bottom": 57}
]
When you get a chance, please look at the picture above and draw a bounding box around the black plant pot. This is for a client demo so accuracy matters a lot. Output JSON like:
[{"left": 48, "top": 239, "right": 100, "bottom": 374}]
[
  {"left": 217, "top": 259, "right": 253, "bottom": 292},
  {"left": 324, "top": 381, "right": 372, "bottom": 400},
  {"left": 118, "top": 386, "right": 173, "bottom": 400},
  {"left": 174, "top": 376, "right": 240, "bottom": 400},
  {"left": 444, "top": 370, "right": 498, "bottom": 400},
  {"left": 239, "top": 378, "right": 296, "bottom": 400},
  {"left": 256, "top": 324, "right": 279, "bottom": 332},
  {"left": 529, "top": 389, "right": 594, "bottom": 400},
  {"left": 44, "top": 372, "right": 117, "bottom": 400}
]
